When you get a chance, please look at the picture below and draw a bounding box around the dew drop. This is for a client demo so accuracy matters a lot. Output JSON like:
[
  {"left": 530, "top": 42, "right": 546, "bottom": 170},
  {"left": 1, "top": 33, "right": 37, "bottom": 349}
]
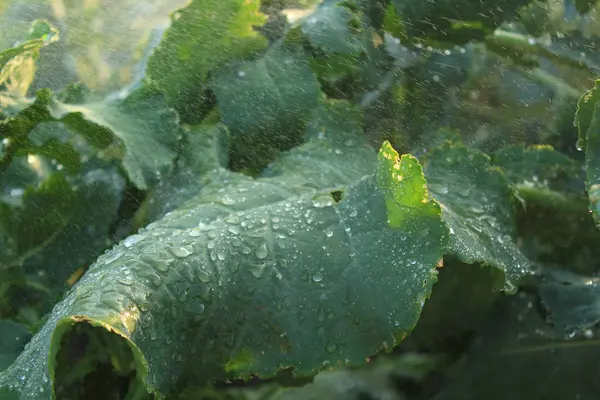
[
  {"left": 326, "top": 342, "right": 337, "bottom": 353},
  {"left": 188, "top": 229, "right": 201, "bottom": 237},
  {"left": 249, "top": 263, "right": 267, "bottom": 278},
  {"left": 430, "top": 183, "right": 449, "bottom": 195},
  {"left": 196, "top": 269, "right": 211, "bottom": 283},
  {"left": 123, "top": 234, "right": 145, "bottom": 248},
  {"left": 255, "top": 243, "right": 269, "bottom": 259},
  {"left": 104, "top": 250, "right": 123, "bottom": 264},
  {"left": 221, "top": 196, "right": 236, "bottom": 205},
  {"left": 312, "top": 271, "right": 324, "bottom": 282},
  {"left": 170, "top": 245, "right": 195, "bottom": 258},
  {"left": 186, "top": 301, "right": 205, "bottom": 314},
  {"left": 119, "top": 274, "right": 134, "bottom": 286},
  {"left": 141, "top": 254, "right": 173, "bottom": 273},
  {"left": 225, "top": 215, "right": 240, "bottom": 224},
  {"left": 458, "top": 187, "right": 471, "bottom": 197},
  {"left": 241, "top": 246, "right": 252, "bottom": 255},
  {"left": 312, "top": 194, "right": 334, "bottom": 208},
  {"left": 227, "top": 225, "right": 240, "bottom": 235}
]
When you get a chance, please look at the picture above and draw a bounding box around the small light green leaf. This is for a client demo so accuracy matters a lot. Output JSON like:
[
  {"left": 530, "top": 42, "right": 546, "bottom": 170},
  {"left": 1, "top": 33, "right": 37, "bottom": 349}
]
[
  {"left": 144, "top": 121, "right": 230, "bottom": 221},
  {"left": 300, "top": 0, "right": 365, "bottom": 55},
  {"left": 0, "top": 139, "right": 447, "bottom": 398},
  {"left": 423, "top": 142, "right": 530, "bottom": 291},
  {"left": 146, "top": 0, "right": 268, "bottom": 122},
  {"left": 377, "top": 141, "right": 442, "bottom": 228},
  {"left": 575, "top": 79, "right": 600, "bottom": 151}
]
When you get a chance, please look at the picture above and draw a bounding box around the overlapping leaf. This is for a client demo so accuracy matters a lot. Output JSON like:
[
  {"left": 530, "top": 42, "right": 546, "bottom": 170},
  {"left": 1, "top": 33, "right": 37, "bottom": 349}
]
[
  {"left": 299, "top": 0, "right": 365, "bottom": 55},
  {"left": 423, "top": 142, "right": 530, "bottom": 291},
  {"left": 146, "top": 0, "right": 268, "bottom": 122},
  {"left": 435, "top": 294, "right": 600, "bottom": 400},
  {"left": 1, "top": 86, "right": 179, "bottom": 190},
  {"left": 0, "top": 320, "right": 30, "bottom": 373},
  {"left": 0, "top": 158, "right": 125, "bottom": 303},
  {"left": 493, "top": 145, "right": 582, "bottom": 192},
  {"left": 0, "top": 131, "right": 448, "bottom": 398},
  {"left": 213, "top": 44, "right": 321, "bottom": 171},
  {"left": 539, "top": 268, "right": 600, "bottom": 333},
  {"left": 575, "top": 78, "right": 600, "bottom": 225}
]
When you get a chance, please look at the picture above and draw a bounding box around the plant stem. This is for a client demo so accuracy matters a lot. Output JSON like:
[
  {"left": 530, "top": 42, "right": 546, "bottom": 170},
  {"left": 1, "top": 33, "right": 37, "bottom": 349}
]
[{"left": 489, "top": 30, "right": 596, "bottom": 75}]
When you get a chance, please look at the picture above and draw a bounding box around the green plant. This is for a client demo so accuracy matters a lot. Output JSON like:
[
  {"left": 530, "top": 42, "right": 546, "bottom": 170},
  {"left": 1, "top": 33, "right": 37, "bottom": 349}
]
[{"left": 2, "top": 0, "right": 600, "bottom": 399}]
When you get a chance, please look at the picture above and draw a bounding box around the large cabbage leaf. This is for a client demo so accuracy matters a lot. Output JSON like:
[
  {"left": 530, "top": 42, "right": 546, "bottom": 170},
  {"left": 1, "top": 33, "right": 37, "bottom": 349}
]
[{"left": 0, "top": 124, "right": 448, "bottom": 398}]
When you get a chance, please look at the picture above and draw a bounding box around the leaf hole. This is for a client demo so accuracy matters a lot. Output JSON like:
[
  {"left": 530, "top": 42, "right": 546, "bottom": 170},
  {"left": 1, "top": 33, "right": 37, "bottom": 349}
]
[{"left": 330, "top": 190, "right": 344, "bottom": 203}]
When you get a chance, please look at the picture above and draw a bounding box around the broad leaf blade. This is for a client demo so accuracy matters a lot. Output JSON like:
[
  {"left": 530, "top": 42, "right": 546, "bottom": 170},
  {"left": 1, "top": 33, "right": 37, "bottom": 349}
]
[
  {"left": 2, "top": 87, "right": 180, "bottom": 190},
  {"left": 423, "top": 142, "right": 530, "bottom": 291},
  {"left": 539, "top": 268, "right": 600, "bottom": 333},
  {"left": 59, "top": 86, "right": 180, "bottom": 190},
  {"left": 213, "top": 44, "right": 320, "bottom": 137},
  {"left": 0, "top": 141, "right": 447, "bottom": 398},
  {"left": 146, "top": 0, "right": 268, "bottom": 122},
  {"left": 300, "top": 0, "right": 365, "bottom": 55},
  {"left": 434, "top": 294, "right": 600, "bottom": 400},
  {"left": 213, "top": 45, "right": 320, "bottom": 172}
]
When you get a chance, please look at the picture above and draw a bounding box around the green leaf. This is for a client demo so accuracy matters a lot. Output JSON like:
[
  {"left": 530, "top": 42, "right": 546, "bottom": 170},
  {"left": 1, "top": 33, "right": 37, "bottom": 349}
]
[
  {"left": 261, "top": 99, "right": 376, "bottom": 188},
  {"left": 0, "top": 19, "right": 59, "bottom": 97},
  {"left": 0, "top": 173, "right": 74, "bottom": 268},
  {"left": 493, "top": 144, "right": 584, "bottom": 194},
  {"left": 0, "top": 139, "right": 447, "bottom": 398},
  {"left": 575, "top": 79, "right": 600, "bottom": 225},
  {"left": 57, "top": 86, "right": 180, "bottom": 190},
  {"left": 1, "top": 87, "right": 180, "bottom": 190},
  {"left": 143, "top": 121, "right": 230, "bottom": 222},
  {"left": 434, "top": 293, "right": 600, "bottom": 400},
  {"left": 0, "top": 165, "right": 125, "bottom": 291},
  {"left": 539, "top": 268, "right": 600, "bottom": 333},
  {"left": 213, "top": 45, "right": 320, "bottom": 171},
  {"left": 0, "top": 320, "right": 31, "bottom": 373},
  {"left": 423, "top": 142, "right": 530, "bottom": 291},
  {"left": 300, "top": 0, "right": 365, "bottom": 55},
  {"left": 146, "top": 0, "right": 268, "bottom": 122},
  {"left": 214, "top": 45, "right": 320, "bottom": 139}
]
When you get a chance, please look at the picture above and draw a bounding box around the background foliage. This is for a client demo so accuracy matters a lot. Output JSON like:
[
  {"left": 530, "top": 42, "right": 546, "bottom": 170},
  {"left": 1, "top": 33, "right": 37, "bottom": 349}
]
[{"left": 2, "top": 0, "right": 600, "bottom": 399}]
